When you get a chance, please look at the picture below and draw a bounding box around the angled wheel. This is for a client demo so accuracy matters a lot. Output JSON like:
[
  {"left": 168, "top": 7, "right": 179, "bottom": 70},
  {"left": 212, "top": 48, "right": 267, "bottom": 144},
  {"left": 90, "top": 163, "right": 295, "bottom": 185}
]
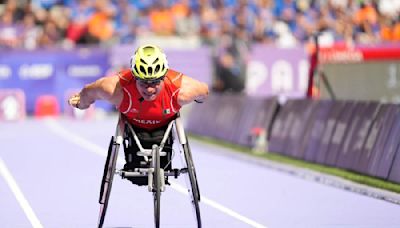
[
  {"left": 183, "top": 138, "right": 201, "bottom": 228},
  {"left": 152, "top": 145, "right": 161, "bottom": 228},
  {"left": 98, "top": 136, "right": 120, "bottom": 228},
  {"left": 184, "top": 136, "right": 201, "bottom": 200}
]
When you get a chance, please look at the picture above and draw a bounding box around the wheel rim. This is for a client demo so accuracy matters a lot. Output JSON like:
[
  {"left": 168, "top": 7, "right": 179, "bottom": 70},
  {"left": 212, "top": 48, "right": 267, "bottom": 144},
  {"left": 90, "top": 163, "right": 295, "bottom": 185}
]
[
  {"left": 98, "top": 137, "right": 119, "bottom": 228},
  {"left": 153, "top": 147, "right": 161, "bottom": 228},
  {"left": 188, "top": 159, "right": 201, "bottom": 228},
  {"left": 184, "top": 143, "right": 201, "bottom": 228}
]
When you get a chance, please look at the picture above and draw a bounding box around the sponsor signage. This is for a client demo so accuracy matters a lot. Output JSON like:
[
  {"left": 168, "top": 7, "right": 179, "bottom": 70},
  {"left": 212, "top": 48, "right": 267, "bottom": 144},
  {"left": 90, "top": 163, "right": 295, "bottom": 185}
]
[
  {"left": 0, "top": 64, "right": 12, "bottom": 79},
  {"left": 19, "top": 64, "right": 54, "bottom": 80},
  {"left": 246, "top": 45, "right": 309, "bottom": 98},
  {"left": 67, "top": 64, "right": 102, "bottom": 78},
  {"left": 0, "top": 48, "right": 109, "bottom": 113},
  {"left": 320, "top": 46, "right": 400, "bottom": 64}
]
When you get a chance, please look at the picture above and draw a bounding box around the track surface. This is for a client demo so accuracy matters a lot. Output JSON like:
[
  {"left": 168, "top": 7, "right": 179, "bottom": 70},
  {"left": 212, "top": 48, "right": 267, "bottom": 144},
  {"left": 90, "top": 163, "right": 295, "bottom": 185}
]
[{"left": 1, "top": 117, "right": 400, "bottom": 228}]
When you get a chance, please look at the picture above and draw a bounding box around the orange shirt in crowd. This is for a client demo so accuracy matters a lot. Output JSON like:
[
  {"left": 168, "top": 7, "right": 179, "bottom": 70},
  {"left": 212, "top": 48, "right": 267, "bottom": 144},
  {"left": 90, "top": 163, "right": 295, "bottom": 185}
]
[
  {"left": 149, "top": 7, "right": 175, "bottom": 35},
  {"left": 393, "top": 23, "right": 400, "bottom": 41},
  {"left": 354, "top": 5, "right": 378, "bottom": 25},
  {"left": 87, "top": 12, "right": 114, "bottom": 41},
  {"left": 171, "top": 2, "right": 189, "bottom": 18},
  {"left": 380, "top": 22, "right": 400, "bottom": 41}
]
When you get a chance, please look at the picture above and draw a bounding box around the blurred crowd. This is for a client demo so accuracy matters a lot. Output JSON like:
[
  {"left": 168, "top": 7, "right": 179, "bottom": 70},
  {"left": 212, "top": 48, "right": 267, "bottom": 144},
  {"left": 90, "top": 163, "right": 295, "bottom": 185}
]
[{"left": 0, "top": 0, "right": 399, "bottom": 50}]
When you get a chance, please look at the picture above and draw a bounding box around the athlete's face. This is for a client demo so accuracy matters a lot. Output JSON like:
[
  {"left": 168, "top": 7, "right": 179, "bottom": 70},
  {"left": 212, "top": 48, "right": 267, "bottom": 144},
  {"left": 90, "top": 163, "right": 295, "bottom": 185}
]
[{"left": 136, "top": 80, "right": 163, "bottom": 101}]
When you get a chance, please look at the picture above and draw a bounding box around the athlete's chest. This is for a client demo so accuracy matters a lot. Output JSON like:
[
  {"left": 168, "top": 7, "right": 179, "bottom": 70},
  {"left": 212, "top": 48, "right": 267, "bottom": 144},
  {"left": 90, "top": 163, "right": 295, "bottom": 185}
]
[
  {"left": 137, "top": 98, "right": 172, "bottom": 118},
  {"left": 124, "top": 89, "right": 175, "bottom": 120}
]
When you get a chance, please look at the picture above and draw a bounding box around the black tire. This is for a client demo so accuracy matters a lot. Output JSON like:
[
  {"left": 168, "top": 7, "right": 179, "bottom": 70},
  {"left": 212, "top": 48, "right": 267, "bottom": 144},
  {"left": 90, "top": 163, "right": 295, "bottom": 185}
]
[
  {"left": 153, "top": 146, "right": 161, "bottom": 228},
  {"left": 184, "top": 136, "right": 201, "bottom": 200},
  {"left": 183, "top": 142, "right": 201, "bottom": 228},
  {"left": 98, "top": 137, "right": 120, "bottom": 228}
]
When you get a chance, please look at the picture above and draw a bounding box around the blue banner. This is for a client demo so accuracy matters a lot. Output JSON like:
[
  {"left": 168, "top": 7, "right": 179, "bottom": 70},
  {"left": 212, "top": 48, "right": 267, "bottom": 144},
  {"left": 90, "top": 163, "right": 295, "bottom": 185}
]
[
  {"left": 0, "top": 48, "right": 110, "bottom": 113},
  {"left": 0, "top": 45, "right": 309, "bottom": 114}
]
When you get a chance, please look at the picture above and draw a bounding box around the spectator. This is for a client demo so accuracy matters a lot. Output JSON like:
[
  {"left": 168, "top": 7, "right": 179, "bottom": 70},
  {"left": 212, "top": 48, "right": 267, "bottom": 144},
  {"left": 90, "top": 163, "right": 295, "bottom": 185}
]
[
  {"left": 274, "top": 0, "right": 297, "bottom": 33},
  {"left": 172, "top": 0, "right": 200, "bottom": 37},
  {"left": 273, "top": 20, "right": 298, "bottom": 47},
  {"left": 87, "top": 0, "right": 116, "bottom": 44},
  {"left": 294, "top": 0, "right": 319, "bottom": 42},
  {"left": 253, "top": 0, "right": 276, "bottom": 43},
  {"left": 4, "top": 0, "right": 25, "bottom": 22},
  {"left": 353, "top": 1, "right": 379, "bottom": 43},
  {"left": 0, "top": 10, "right": 23, "bottom": 48},
  {"left": 0, "top": 0, "right": 399, "bottom": 49},
  {"left": 21, "top": 13, "right": 41, "bottom": 49},
  {"left": 31, "top": 0, "right": 62, "bottom": 10},
  {"left": 213, "top": 25, "right": 250, "bottom": 93},
  {"left": 48, "top": 5, "right": 69, "bottom": 38},
  {"left": 329, "top": 2, "right": 354, "bottom": 44},
  {"left": 37, "top": 18, "right": 62, "bottom": 47},
  {"left": 149, "top": 0, "right": 175, "bottom": 36},
  {"left": 198, "top": 1, "right": 219, "bottom": 45},
  {"left": 65, "top": 0, "right": 94, "bottom": 44},
  {"left": 114, "top": 0, "right": 138, "bottom": 43},
  {"left": 381, "top": 16, "right": 400, "bottom": 42}
]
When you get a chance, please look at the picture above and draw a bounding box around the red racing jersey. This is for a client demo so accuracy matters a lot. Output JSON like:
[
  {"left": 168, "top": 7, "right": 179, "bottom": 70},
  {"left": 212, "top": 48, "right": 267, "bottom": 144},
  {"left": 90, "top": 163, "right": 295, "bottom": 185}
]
[{"left": 117, "top": 69, "right": 183, "bottom": 130}]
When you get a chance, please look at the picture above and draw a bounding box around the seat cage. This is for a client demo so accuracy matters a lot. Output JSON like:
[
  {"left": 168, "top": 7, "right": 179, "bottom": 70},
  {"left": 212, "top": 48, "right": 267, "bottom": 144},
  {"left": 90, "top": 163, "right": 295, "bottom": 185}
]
[
  {"left": 114, "top": 113, "right": 189, "bottom": 192},
  {"left": 126, "top": 119, "right": 174, "bottom": 158},
  {"left": 119, "top": 113, "right": 187, "bottom": 149}
]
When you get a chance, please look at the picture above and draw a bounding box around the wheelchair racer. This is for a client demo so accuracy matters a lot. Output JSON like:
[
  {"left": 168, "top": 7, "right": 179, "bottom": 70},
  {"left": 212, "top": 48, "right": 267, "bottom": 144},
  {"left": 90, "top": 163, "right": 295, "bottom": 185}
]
[{"left": 68, "top": 44, "right": 209, "bottom": 185}]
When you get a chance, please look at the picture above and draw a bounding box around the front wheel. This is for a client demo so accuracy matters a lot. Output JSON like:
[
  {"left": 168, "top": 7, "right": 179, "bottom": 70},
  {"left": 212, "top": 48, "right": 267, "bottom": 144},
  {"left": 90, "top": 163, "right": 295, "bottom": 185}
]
[
  {"left": 152, "top": 145, "right": 161, "bottom": 228},
  {"left": 183, "top": 141, "right": 201, "bottom": 228},
  {"left": 98, "top": 136, "right": 119, "bottom": 228}
]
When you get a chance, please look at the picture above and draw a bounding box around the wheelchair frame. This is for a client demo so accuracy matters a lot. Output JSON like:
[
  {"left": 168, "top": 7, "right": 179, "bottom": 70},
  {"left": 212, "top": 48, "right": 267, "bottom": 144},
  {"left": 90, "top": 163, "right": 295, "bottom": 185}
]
[{"left": 97, "top": 113, "right": 201, "bottom": 228}]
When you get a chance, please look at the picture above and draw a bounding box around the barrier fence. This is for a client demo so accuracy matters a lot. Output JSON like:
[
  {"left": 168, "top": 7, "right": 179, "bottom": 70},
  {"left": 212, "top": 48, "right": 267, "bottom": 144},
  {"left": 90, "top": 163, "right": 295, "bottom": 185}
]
[
  {"left": 0, "top": 45, "right": 308, "bottom": 116},
  {"left": 186, "top": 95, "right": 400, "bottom": 184}
]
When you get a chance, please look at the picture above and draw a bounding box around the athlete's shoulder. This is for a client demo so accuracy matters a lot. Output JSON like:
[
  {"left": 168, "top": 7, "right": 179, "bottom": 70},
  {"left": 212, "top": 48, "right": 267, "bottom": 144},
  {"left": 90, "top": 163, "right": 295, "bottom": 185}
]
[
  {"left": 118, "top": 69, "right": 134, "bottom": 83},
  {"left": 165, "top": 69, "right": 183, "bottom": 84}
]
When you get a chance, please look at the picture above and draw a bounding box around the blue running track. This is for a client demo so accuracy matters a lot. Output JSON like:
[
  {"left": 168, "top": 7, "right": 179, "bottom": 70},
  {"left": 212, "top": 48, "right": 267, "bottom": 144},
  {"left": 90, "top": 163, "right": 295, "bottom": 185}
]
[{"left": 1, "top": 116, "right": 400, "bottom": 228}]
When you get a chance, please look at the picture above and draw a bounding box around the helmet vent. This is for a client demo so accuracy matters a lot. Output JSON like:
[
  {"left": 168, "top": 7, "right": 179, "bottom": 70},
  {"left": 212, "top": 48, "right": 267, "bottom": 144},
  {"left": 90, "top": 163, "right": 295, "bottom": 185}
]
[
  {"left": 140, "top": 65, "right": 146, "bottom": 75},
  {"left": 154, "top": 64, "right": 160, "bottom": 73},
  {"left": 153, "top": 58, "right": 159, "bottom": 64},
  {"left": 140, "top": 59, "right": 147, "bottom": 65},
  {"left": 143, "top": 46, "right": 154, "bottom": 56},
  {"left": 148, "top": 66, "right": 153, "bottom": 76}
]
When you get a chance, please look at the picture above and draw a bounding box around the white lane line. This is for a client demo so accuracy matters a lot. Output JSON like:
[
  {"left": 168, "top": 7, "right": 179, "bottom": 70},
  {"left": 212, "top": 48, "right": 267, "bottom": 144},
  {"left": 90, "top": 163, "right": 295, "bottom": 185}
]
[
  {"left": 0, "top": 158, "right": 44, "bottom": 228},
  {"left": 170, "top": 182, "right": 268, "bottom": 228},
  {"left": 45, "top": 119, "right": 268, "bottom": 228}
]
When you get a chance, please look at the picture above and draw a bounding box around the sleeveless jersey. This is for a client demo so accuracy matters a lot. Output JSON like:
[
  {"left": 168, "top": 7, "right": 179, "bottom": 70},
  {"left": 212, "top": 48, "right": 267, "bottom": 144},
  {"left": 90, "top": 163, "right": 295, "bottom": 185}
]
[{"left": 117, "top": 69, "right": 183, "bottom": 130}]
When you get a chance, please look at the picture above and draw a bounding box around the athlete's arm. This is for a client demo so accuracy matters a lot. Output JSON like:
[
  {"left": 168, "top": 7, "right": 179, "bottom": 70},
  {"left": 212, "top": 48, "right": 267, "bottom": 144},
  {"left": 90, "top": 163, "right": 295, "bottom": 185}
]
[
  {"left": 178, "top": 75, "right": 209, "bottom": 106},
  {"left": 68, "top": 75, "right": 123, "bottom": 109}
]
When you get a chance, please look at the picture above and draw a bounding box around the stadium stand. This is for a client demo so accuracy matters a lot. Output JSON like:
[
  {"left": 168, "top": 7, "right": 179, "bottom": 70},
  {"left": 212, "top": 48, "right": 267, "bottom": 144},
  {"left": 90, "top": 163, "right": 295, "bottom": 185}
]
[{"left": 0, "top": 0, "right": 400, "bottom": 50}]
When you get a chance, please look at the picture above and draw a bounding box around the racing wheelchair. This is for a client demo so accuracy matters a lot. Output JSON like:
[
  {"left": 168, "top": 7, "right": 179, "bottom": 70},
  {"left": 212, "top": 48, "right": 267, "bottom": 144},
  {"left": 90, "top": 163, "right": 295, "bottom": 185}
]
[{"left": 97, "top": 113, "right": 201, "bottom": 228}]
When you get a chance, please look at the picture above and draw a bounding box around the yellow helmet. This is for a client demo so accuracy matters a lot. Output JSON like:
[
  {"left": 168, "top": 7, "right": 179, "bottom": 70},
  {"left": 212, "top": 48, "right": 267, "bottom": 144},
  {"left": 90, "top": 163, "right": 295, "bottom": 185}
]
[{"left": 131, "top": 44, "right": 169, "bottom": 82}]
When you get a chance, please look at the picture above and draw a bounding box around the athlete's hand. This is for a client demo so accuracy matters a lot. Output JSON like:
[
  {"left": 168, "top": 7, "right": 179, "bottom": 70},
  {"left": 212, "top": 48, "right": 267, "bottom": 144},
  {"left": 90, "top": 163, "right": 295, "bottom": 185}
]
[
  {"left": 68, "top": 93, "right": 90, "bottom": 109},
  {"left": 68, "top": 93, "right": 81, "bottom": 109}
]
